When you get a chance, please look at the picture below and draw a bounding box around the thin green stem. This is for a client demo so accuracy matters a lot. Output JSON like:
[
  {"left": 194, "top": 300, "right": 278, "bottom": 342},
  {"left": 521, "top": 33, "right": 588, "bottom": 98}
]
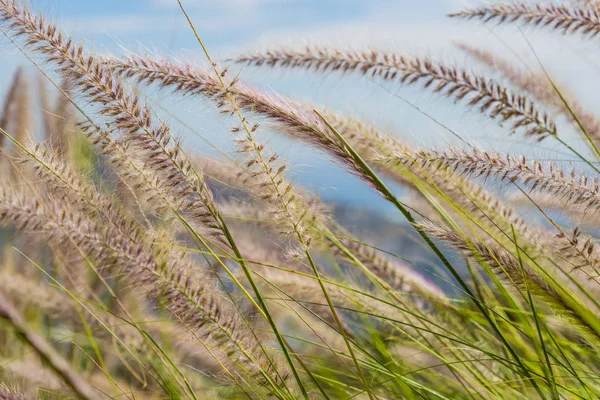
[{"left": 315, "top": 109, "right": 548, "bottom": 399}]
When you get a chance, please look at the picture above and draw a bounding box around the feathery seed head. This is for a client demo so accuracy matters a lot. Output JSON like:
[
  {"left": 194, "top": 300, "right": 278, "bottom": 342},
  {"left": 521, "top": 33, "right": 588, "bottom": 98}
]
[
  {"left": 450, "top": 3, "right": 600, "bottom": 38},
  {"left": 233, "top": 46, "right": 557, "bottom": 139}
]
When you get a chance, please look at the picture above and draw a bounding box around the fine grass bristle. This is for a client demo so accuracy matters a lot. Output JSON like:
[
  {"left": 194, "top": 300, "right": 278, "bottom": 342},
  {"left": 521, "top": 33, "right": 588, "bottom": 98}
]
[
  {"left": 232, "top": 47, "right": 557, "bottom": 139},
  {"left": 456, "top": 42, "right": 600, "bottom": 146},
  {"left": 449, "top": 3, "right": 600, "bottom": 38}
]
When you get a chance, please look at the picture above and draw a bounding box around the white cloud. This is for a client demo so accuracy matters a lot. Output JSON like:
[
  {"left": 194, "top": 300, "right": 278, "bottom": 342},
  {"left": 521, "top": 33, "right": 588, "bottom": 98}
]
[
  {"left": 65, "top": 9, "right": 261, "bottom": 35},
  {"left": 67, "top": 15, "right": 171, "bottom": 34}
]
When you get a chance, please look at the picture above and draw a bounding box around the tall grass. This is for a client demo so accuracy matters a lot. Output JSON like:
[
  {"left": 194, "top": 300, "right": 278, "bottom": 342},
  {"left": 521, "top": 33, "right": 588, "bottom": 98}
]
[{"left": 0, "top": 0, "right": 599, "bottom": 398}]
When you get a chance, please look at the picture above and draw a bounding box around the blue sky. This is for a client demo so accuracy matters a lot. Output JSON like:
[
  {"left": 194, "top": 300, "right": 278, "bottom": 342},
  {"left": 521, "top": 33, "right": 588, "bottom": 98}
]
[
  {"left": 1, "top": 0, "right": 600, "bottom": 211},
  {"left": 13, "top": 0, "right": 466, "bottom": 59}
]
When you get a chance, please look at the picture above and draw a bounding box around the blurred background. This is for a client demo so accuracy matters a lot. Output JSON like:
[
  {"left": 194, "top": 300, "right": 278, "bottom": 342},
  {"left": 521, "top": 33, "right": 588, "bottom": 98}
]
[{"left": 1, "top": 0, "right": 599, "bottom": 287}]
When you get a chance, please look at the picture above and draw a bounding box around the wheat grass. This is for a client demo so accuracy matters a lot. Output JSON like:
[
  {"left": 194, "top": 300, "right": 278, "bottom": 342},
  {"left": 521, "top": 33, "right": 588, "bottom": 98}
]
[
  {"left": 412, "top": 146, "right": 600, "bottom": 213},
  {"left": 449, "top": 3, "right": 600, "bottom": 38},
  {"left": 457, "top": 42, "right": 600, "bottom": 145},
  {"left": 0, "top": 67, "right": 23, "bottom": 152},
  {"left": 233, "top": 47, "right": 556, "bottom": 139},
  {"left": 0, "top": 0, "right": 600, "bottom": 398},
  {"left": 0, "top": 384, "right": 26, "bottom": 400},
  {"left": 0, "top": 291, "right": 100, "bottom": 400}
]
